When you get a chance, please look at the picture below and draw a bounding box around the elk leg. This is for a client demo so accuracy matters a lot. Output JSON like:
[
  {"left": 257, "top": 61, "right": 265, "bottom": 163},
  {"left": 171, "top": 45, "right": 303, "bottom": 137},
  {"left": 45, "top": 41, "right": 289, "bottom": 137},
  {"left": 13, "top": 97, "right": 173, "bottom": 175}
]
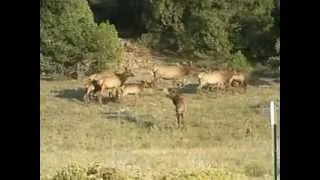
[
  {"left": 197, "top": 82, "right": 204, "bottom": 90},
  {"left": 83, "top": 94, "right": 89, "bottom": 103},
  {"left": 99, "top": 86, "right": 106, "bottom": 105},
  {"left": 182, "top": 78, "right": 186, "bottom": 87},
  {"left": 98, "top": 92, "right": 103, "bottom": 105},
  {"left": 180, "top": 113, "right": 184, "bottom": 127},
  {"left": 176, "top": 112, "right": 181, "bottom": 128},
  {"left": 242, "top": 80, "right": 247, "bottom": 93}
]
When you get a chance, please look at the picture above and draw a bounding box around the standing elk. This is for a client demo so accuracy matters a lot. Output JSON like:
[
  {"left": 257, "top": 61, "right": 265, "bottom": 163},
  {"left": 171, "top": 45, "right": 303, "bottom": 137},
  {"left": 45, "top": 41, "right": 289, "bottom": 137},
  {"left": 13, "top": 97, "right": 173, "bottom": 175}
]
[
  {"left": 97, "top": 68, "right": 135, "bottom": 104},
  {"left": 197, "top": 67, "right": 248, "bottom": 92},
  {"left": 152, "top": 61, "right": 194, "bottom": 87},
  {"left": 228, "top": 69, "right": 248, "bottom": 93},
  {"left": 83, "top": 70, "right": 121, "bottom": 102},
  {"left": 83, "top": 67, "right": 135, "bottom": 104},
  {"left": 197, "top": 70, "right": 231, "bottom": 91},
  {"left": 83, "top": 79, "right": 102, "bottom": 103},
  {"left": 163, "top": 88, "right": 186, "bottom": 128}
]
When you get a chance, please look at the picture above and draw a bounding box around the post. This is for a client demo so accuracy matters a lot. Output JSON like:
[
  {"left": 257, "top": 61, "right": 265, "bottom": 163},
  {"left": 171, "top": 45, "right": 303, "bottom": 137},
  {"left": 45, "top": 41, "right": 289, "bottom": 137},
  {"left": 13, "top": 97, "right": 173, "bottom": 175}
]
[{"left": 270, "top": 101, "right": 277, "bottom": 180}]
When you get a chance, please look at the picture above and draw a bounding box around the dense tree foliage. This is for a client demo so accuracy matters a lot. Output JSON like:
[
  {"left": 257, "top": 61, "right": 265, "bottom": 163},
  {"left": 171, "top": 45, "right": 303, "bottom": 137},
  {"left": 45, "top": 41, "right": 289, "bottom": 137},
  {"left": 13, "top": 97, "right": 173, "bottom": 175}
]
[
  {"left": 40, "top": 0, "right": 123, "bottom": 77},
  {"left": 40, "top": 0, "right": 280, "bottom": 77},
  {"left": 88, "top": 0, "right": 279, "bottom": 64}
]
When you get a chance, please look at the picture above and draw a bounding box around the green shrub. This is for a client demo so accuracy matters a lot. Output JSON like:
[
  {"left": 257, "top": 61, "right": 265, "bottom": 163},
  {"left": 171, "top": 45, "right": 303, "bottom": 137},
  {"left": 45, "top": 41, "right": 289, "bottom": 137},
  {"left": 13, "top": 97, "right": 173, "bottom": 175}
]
[
  {"left": 52, "top": 163, "right": 126, "bottom": 180},
  {"left": 88, "top": 21, "right": 123, "bottom": 73},
  {"left": 229, "top": 51, "right": 252, "bottom": 69},
  {"left": 40, "top": 0, "right": 123, "bottom": 78},
  {"left": 53, "top": 164, "right": 87, "bottom": 180},
  {"left": 160, "top": 168, "right": 249, "bottom": 180}
]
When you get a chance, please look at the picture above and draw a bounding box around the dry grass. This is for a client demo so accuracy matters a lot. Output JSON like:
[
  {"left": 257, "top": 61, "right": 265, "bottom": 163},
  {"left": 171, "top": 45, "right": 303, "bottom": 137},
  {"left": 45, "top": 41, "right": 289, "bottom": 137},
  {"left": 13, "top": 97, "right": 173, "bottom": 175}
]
[{"left": 40, "top": 75, "right": 279, "bottom": 179}]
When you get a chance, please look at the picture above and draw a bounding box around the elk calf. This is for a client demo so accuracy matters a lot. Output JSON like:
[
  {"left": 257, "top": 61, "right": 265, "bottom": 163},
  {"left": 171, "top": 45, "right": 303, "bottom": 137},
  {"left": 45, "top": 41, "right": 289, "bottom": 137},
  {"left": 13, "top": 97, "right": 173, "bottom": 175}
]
[
  {"left": 163, "top": 88, "right": 186, "bottom": 128},
  {"left": 120, "top": 80, "right": 154, "bottom": 97}
]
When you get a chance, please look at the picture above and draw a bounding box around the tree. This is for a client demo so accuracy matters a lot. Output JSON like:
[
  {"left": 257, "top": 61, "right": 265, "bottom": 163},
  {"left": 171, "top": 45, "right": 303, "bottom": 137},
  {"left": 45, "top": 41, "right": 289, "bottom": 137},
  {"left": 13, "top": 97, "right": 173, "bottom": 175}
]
[{"left": 40, "top": 0, "right": 123, "bottom": 78}]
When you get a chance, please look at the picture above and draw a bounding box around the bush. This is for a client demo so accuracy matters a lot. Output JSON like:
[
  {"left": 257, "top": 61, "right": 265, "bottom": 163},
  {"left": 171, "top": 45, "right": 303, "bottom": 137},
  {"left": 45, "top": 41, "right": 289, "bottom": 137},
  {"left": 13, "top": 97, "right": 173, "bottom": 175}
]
[
  {"left": 53, "top": 164, "right": 87, "bottom": 180},
  {"left": 160, "top": 168, "right": 249, "bottom": 180},
  {"left": 40, "top": 0, "right": 123, "bottom": 78},
  {"left": 229, "top": 51, "right": 252, "bottom": 69},
  {"left": 88, "top": 21, "right": 123, "bottom": 73},
  {"left": 48, "top": 163, "right": 250, "bottom": 180},
  {"left": 52, "top": 163, "right": 126, "bottom": 180}
]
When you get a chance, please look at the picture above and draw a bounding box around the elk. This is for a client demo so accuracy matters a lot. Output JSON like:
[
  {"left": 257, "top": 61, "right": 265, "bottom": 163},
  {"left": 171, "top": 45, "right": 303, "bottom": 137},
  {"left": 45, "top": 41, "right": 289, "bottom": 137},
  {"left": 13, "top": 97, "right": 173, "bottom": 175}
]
[
  {"left": 120, "top": 80, "right": 154, "bottom": 98},
  {"left": 83, "top": 79, "right": 102, "bottom": 103},
  {"left": 97, "top": 68, "right": 135, "bottom": 104},
  {"left": 83, "top": 70, "right": 122, "bottom": 102},
  {"left": 152, "top": 61, "right": 193, "bottom": 87},
  {"left": 228, "top": 69, "right": 248, "bottom": 93},
  {"left": 197, "top": 67, "right": 244, "bottom": 91},
  {"left": 88, "top": 70, "right": 116, "bottom": 82},
  {"left": 197, "top": 70, "right": 229, "bottom": 91},
  {"left": 163, "top": 88, "right": 186, "bottom": 128}
]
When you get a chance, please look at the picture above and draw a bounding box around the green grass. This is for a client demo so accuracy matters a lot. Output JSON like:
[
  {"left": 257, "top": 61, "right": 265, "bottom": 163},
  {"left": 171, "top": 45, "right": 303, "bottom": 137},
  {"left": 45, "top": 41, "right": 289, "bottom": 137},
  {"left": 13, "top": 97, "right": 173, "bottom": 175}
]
[{"left": 40, "top": 77, "right": 279, "bottom": 179}]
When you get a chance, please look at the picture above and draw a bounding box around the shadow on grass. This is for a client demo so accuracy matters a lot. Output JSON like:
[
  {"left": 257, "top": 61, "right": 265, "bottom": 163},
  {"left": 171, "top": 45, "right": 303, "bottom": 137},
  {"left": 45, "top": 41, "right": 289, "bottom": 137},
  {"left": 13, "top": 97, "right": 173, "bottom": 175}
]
[
  {"left": 250, "top": 68, "right": 280, "bottom": 79},
  {"left": 179, "top": 83, "right": 199, "bottom": 94},
  {"left": 53, "top": 88, "right": 121, "bottom": 104},
  {"left": 103, "top": 111, "right": 156, "bottom": 129},
  {"left": 53, "top": 88, "right": 85, "bottom": 101},
  {"left": 247, "top": 78, "right": 273, "bottom": 86}
]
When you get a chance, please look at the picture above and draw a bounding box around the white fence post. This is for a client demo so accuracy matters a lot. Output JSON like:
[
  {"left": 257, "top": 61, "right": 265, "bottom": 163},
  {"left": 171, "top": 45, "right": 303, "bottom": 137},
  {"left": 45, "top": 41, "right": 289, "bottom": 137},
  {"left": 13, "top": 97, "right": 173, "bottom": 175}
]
[{"left": 270, "top": 101, "right": 278, "bottom": 180}]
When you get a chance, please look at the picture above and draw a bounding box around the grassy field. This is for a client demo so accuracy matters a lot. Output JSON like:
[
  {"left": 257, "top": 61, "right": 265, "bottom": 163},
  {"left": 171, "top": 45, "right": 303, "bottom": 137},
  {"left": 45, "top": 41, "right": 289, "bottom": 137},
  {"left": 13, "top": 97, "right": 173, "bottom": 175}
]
[{"left": 40, "top": 71, "right": 280, "bottom": 179}]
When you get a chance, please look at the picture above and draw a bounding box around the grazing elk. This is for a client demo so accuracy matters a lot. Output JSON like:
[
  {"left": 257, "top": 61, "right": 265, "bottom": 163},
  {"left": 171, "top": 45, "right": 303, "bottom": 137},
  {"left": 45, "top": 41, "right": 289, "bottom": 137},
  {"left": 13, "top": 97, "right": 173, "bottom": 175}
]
[
  {"left": 152, "top": 61, "right": 193, "bottom": 87},
  {"left": 120, "top": 80, "right": 155, "bottom": 98},
  {"left": 97, "top": 68, "right": 135, "bottom": 104},
  {"left": 163, "top": 88, "right": 186, "bottom": 128}
]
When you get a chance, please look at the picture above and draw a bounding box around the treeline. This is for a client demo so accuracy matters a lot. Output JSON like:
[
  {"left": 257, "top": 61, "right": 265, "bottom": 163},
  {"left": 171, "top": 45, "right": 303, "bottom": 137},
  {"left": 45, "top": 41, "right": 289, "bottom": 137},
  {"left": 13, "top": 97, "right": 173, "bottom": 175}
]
[{"left": 40, "top": 0, "right": 280, "bottom": 78}]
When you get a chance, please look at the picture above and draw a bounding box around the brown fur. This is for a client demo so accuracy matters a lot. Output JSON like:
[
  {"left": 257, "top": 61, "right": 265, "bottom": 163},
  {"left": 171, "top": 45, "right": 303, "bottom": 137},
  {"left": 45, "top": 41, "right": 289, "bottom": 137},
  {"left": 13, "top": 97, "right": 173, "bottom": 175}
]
[
  {"left": 120, "top": 80, "right": 153, "bottom": 97},
  {"left": 83, "top": 79, "right": 101, "bottom": 103},
  {"left": 197, "top": 70, "right": 228, "bottom": 91},
  {"left": 97, "top": 68, "right": 135, "bottom": 104},
  {"left": 198, "top": 67, "right": 247, "bottom": 92},
  {"left": 152, "top": 61, "right": 193, "bottom": 87},
  {"left": 228, "top": 69, "right": 248, "bottom": 93},
  {"left": 163, "top": 88, "right": 186, "bottom": 128},
  {"left": 83, "top": 69, "right": 123, "bottom": 102}
]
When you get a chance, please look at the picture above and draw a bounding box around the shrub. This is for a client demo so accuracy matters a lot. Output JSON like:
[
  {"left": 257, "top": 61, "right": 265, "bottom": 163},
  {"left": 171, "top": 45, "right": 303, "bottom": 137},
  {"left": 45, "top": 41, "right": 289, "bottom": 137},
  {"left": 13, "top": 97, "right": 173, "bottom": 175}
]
[
  {"left": 88, "top": 21, "right": 123, "bottom": 73},
  {"left": 160, "top": 168, "right": 249, "bottom": 180},
  {"left": 229, "top": 51, "right": 252, "bottom": 69},
  {"left": 40, "top": 0, "right": 123, "bottom": 78},
  {"left": 52, "top": 163, "right": 126, "bottom": 180}
]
